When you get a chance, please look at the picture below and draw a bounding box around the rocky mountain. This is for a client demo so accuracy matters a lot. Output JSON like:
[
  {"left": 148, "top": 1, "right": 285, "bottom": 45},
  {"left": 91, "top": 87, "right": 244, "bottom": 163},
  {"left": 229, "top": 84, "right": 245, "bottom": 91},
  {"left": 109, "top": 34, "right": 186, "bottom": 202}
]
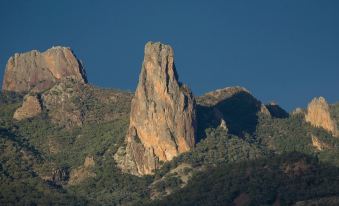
[
  {"left": 115, "top": 42, "right": 196, "bottom": 176},
  {"left": 1, "top": 42, "right": 339, "bottom": 205},
  {"left": 2, "top": 46, "right": 87, "bottom": 93},
  {"left": 195, "top": 86, "right": 286, "bottom": 138}
]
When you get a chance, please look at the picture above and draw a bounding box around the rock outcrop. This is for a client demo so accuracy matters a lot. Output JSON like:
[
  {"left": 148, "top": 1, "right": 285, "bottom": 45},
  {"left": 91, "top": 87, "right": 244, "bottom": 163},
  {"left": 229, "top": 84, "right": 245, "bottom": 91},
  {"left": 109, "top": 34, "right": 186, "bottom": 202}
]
[
  {"left": 13, "top": 94, "right": 42, "bottom": 120},
  {"left": 292, "top": 108, "right": 304, "bottom": 116},
  {"left": 68, "top": 156, "right": 96, "bottom": 185},
  {"left": 265, "top": 102, "right": 289, "bottom": 118},
  {"left": 311, "top": 135, "right": 330, "bottom": 151},
  {"left": 305, "top": 97, "right": 338, "bottom": 137},
  {"left": 41, "top": 77, "right": 85, "bottom": 128},
  {"left": 40, "top": 76, "right": 132, "bottom": 128},
  {"left": 114, "top": 42, "right": 196, "bottom": 176},
  {"left": 196, "top": 86, "right": 251, "bottom": 106},
  {"left": 196, "top": 86, "right": 266, "bottom": 137},
  {"left": 2, "top": 46, "right": 87, "bottom": 93}
]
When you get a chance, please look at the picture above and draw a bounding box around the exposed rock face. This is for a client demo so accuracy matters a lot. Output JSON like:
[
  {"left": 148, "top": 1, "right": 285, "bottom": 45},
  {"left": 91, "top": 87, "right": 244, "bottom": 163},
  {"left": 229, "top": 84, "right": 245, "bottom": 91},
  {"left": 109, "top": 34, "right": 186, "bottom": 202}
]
[
  {"left": 292, "top": 108, "right": 304, "bottom": 116},
  {"left": 115, "top": 42, "right": 196, "bottom": 176},
  {"left": 2, "top": 46, "right": 87, "bottom": 93},
  {"left": 219, "top": 119, "right": 228, "bottom": 132},
  {"left": 305, "top": 97, "right": 338, "bottom": 137},
  {"left": 40, "top": 76, "right": 132, "bottom": 128},
  {"left": 311, "top": 135, "right": 330, "bottom": 151},
  {"left": 13, "top": 94, "right": 42, "bottom": 120},
  {"left": 68, "top": 156, "right": 96, "bottom": 185},
  {"left": 260, "top": 104, "right": 271, "bottom": 116},
  {"left": 41, "top": 77, "right": 85, "bottom": 128}
]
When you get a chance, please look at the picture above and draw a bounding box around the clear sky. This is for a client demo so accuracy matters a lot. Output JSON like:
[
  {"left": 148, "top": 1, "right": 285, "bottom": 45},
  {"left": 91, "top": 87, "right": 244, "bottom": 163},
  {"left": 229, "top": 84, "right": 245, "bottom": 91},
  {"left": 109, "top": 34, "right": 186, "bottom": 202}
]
[{"left": 0, "top": 0, "right": 338, "bottom": 111}]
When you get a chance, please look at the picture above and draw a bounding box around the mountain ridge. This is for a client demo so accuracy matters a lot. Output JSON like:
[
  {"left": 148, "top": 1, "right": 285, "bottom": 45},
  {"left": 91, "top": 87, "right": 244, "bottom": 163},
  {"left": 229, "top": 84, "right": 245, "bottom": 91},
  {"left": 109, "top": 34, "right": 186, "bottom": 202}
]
[{"left": 1, "top": 42, "right": 339, "bottom": 205}]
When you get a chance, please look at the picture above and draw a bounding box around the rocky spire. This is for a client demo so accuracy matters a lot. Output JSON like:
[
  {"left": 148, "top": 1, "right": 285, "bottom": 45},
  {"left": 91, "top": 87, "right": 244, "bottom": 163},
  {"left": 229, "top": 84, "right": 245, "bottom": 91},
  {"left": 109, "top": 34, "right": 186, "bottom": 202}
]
[
  {"left": 114, "top": 42, "right": 196, "bottom": 176},
  {"left": 305, "top": 97, "right": 338, "bottom": 137},
  {"left": 2, "top": 46, "right": 87, "bottom": 93}
]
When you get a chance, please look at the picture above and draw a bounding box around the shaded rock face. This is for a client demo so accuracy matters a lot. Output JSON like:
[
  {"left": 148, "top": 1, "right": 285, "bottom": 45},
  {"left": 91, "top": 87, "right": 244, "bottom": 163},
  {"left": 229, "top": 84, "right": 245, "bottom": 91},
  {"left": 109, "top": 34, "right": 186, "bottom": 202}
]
[
  {"left": 305, "top": 97, "right": 338, "bottom": 137},
  {"left": 115, "top": 42, "right": 196, "bottom": 176},
  {"left": 2, "top": 46, "right": 87, "bottom": 93},
  {"left": 196, "top": 87, "right": 263, "bottom": 139},
  {"left": 196, "top": 87, "right": 289, "bottom": 140},
  {"left": 265, "top": 102, "right": 289, "bottom": 118},
  {"left": 13, "top": 94, "right": 42, "bottom": 120},
  {"left": 197, "top": 86, "right": 251, "bottom": 106}
]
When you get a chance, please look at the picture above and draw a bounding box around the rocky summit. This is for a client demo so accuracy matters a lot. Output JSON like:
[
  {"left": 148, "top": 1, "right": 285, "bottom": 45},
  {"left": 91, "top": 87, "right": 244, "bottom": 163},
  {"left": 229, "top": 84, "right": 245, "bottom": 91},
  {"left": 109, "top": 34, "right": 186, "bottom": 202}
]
[
  {"left": 2, "top": 46, "right": 87, "bottom": 93},
  {"left": 114, "top": 42, "right": 196, "bottom": 176},
  {"left": 305, "top": 97, "right": 338, "bottom": 137}
]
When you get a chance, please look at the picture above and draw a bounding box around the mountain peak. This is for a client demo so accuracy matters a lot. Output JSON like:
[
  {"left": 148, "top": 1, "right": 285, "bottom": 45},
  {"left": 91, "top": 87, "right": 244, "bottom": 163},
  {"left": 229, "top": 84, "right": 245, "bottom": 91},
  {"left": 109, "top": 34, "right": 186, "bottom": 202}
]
[
  {"left": 2, "top": 46, "right": 87, "bottom": 93},
  {"left": 114, "top": 42, "right": 196, "bottom": 176},
  {"left": 305, "top": 96, "right": 338, "bottom": 137}
]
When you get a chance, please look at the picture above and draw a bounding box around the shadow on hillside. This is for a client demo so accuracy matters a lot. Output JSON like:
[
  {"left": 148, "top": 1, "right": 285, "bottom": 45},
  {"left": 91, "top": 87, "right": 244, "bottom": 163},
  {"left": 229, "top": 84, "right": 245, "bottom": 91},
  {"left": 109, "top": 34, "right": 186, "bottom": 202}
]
[{"left": 196, "top": 91, "right": 262, "bottom": 142}]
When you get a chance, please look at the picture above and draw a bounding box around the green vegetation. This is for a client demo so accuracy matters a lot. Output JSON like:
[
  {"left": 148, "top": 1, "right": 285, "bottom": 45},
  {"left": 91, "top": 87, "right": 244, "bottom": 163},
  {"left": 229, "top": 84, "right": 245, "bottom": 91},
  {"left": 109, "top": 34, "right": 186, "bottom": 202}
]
[
  {"left": 1, "top": 89, "right": 339, "bottom": 205},
  {"left": 151, "top": 152, "right": 339, "bottom": 206},
  {"left": 0, "top": 90, "right": 153, "bottom": 205},
  {"left": 330, "top": 103, "right": 339, "bottom": 128},
  {"left": 256, "top": 113, "right": 339, "bottom": 167}
]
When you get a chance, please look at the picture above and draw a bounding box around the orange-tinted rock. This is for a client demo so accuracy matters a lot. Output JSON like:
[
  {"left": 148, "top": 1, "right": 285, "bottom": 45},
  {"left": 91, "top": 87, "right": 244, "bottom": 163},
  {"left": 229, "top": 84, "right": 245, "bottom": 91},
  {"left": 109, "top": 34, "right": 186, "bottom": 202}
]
[
  {"left": 305, "top": 97, "right": 338, "bottom": 137},
  {"left": 2, "top": 46, "right": 87, "bottom": 93},
  {"left": 311, "top": 135, "right": 331, "bottom": 151},
  {"left": 114, "top": 42, "right": 196, "bottom": 176},
  {"left": 13, "top": 94, "right": 42, "bottom": 120},
  {"left": 68, "top": 156, "right": 96, "bottom": 185}
]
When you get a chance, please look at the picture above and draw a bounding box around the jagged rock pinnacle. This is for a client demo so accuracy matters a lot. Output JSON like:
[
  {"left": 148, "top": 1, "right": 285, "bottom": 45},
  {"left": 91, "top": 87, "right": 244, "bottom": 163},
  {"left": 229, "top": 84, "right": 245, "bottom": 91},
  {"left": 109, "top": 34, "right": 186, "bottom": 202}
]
[
  {"left": 305, "top": 97, "right": 338, "bottom": 137},
  {"left": 114, "top": 42, "right": 196, "bottom": 176}
]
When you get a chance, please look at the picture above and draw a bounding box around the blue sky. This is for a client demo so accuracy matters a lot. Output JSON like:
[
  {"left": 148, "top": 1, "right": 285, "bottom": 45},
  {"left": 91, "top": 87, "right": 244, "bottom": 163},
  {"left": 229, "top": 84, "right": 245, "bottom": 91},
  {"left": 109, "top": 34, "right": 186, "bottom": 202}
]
[{"left": 0, "top": 0, "right": 338, "bottom": 111}]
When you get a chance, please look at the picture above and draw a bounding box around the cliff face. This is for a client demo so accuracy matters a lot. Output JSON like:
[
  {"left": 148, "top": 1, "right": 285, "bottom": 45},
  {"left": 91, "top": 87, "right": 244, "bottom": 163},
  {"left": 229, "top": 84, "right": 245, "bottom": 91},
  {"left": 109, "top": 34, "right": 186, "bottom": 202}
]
[
  {"left": 305, "top": 97, "right": 338, "bottom": 137},
  {"left": 115, "top": 42, "right": 196, "bottom": 176},
  {"left": 2, "top": 46, "right": 87, "bottom": 93}
]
